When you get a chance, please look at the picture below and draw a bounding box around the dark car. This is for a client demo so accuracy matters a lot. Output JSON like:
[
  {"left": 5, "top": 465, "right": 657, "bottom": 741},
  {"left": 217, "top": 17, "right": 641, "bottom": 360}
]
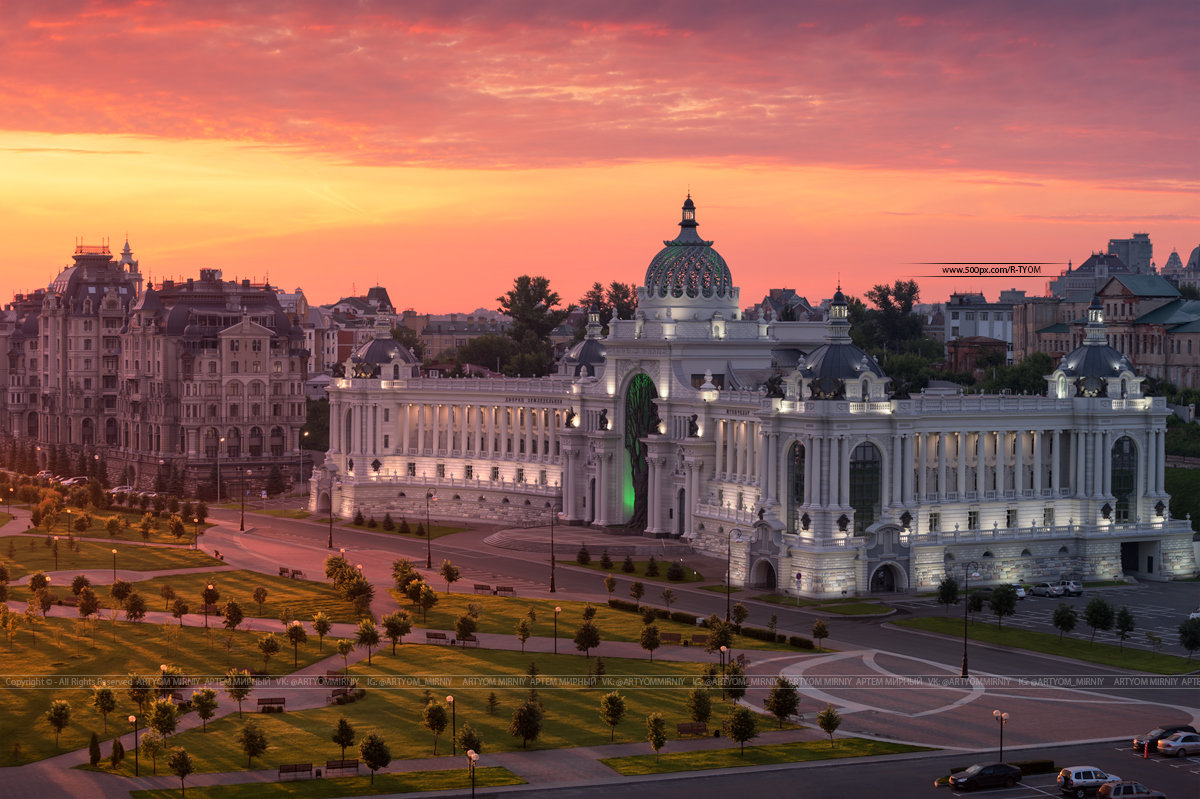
[
  {"left": 948, "top": 762, "right": 1023, "bottom": 790},
  {"left": 1133, "top": 724, "right": 1196, "bottom": 752},
  {"left": 1097, "top": 781, "right": 1168, "bottom": 799}
]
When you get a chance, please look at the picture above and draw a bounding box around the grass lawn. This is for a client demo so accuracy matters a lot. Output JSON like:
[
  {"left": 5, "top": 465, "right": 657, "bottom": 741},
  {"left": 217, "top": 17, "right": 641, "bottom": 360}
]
[
  {"left": 114, "top": 569, "right": 363, "bottom": 624},
  {"left": 57, "top": 508, "right": 214, "bottom": 546},
  {"left": 818, "top": 602, "right": 893, "bottom": 616},
  {"left": 116, "top": 647, "right": 778, "bottom": 774},
  {"left": 566, "top": 558, "right": 706, "bottom": 583},
  {"left": 0, "top": 511, "right": 13, "bottom": 527},
  {"left": 340, "top": 519, "right": 467, "bottom": 540},
  {"left": 1, "top": 535, "right": 221, "bottom": 580},
  {"left": 0, "top": 615, "right": 329, "bottom": 766},
  {"left": 130, "top": 767, "right": 524, "bottom": 799},
  {"left": 895, "top": 617, "right": 1196, "bottom": 674},
  {"left": 254, "top": 508, "right": 312, "bottom": 519},
  {"left": 602, "top": 737, "right": 932, "bottom": 775},
  {"left": 389, "top": 591, "right": 790, "bottom": 651}
]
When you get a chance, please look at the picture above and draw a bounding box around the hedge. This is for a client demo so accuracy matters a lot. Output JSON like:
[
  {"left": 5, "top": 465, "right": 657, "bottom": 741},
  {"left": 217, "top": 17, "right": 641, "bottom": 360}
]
[{"left": 788, "top": 635, "right": 815, "bottom": 649}]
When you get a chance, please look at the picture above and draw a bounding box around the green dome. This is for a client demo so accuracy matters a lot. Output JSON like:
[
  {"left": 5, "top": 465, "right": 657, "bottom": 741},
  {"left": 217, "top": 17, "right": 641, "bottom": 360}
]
[{"left": 644, "top": 197, "right": 734, "bottom": 301}]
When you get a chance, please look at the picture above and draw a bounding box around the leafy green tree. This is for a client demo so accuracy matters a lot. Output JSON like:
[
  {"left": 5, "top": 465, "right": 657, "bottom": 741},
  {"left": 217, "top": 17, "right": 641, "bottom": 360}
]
[
  {"left": 486, "top": 692, "right": 500, "bottom": 716},
  {"left": 127, "top": 674, "right": 154, "bottom": 713},
  {"left": 422, "top": 701, "right": 449, "bottom": 754},
  {"left": 159, "top": 584, "right": 175, "bottom": 611},
  {"left": 439, "top": 559, "right": 461, "bottom": 594},
  {"left": 725, "top": 705, "right": 758, "bottom": 754},
  {"left": 764, "top": 677, "right": 800, "bottom": 728},
  {"left": 603, "top": 574, "right": 616, "bottom": 599},
  {"left": 514, "top": 617, "right": 532, "bottom": 653},
  {"left": 629, "top": 581, "right": 645, "bottom": 609},
  {"left": 78, "top": 586, "right": 100, "bottom": 622},
  {"left": 71, "top": 574, "right": 90, "bottom": 596},
  {"left": 455, "top": 613, "right": 478, "bottom": 642},
  {"left": 223, "top": 669, "right": 253, "bottom": 717},
  {"left": 45, "top": 699, "right": 71, "bottom": 748},
  {"left": 336, "top": 639, "right": 354, "bottom": 672},
  {"left": 817, "top": 704, "right": 842, "bottom": 746},
  {"left": 147, "top": 697, "right": 180, "bottom": 742},
  {"left": 509, "top": 700, "right": 544, "bottom": 748},
  {"left": 978, "top": 352, "right": 1056, "bottom": 395},
  {"left": 140, "top": 732, "right": 163, "bottom": 775},
  {"left": 646, "top": 712, "right": 667, "bottom": 761},
  {"left": 1115, "top": 606, "right": 1136, "bottom": 652},
  {"left": 381, "top": 610, "right": 412, "bottom": 655},
  {"left": 90, "top": 684, "right": 116, "bottom": 732},
  {"left": 937, "top": 576, "right": 959, "bottom": 614},
  {"left": 703, "top": 615, "right": 734, "bottom": 653},
  {"left": 124, "top": 592, "right": 147, "bottom": 623},
  {"left": 191, "top": 688, "right": 218, "bottom": 732},
  {"left": 640, "top": 624, "right": 661, "bottom": 661},
  {"left": 252, "top": 587, "right": 268, "bottom": 615},
  {"left": 88, "top": 731, "right": 102, "bottom": 766},
  {"left": 661, "top": 588, "right": 676, "bottom": 613},
  {"left": 731, "top": 602, "right": 749, "bottom": 630},
  {"left": 1179, "top": 618, "right": 1200, "bottom": 662},
  {"left": 417, "top": 583, "right": 438, "bottom": 622},
  {"left": 312, "top": 612, "right": 332, "bottom": 651},
  {"left": 391, "top": 324, "right": 425, "bottom": 361},
  {"left": 222, "top": 601, "right": 245, "bottom": 633},
  {"left": 497, "top": 275, "right": 572, "bottom": 376},
  {"left": 172, "top": 599, "right": 189, "bottom": 626},
  {"left": 687, "top": 687, "right": 711, "bottom": 724},
  {"left": 599, "top": 691, "right": 626, "bottom": 741},
  {"left": 356, "top": 618, "right": 381, "bottom": 664},
  {"left": 167, "top": 747, "right": 194, "bottom": 796},
  {"left": 723, "top": 661, "right": 747, "bottom": 702},
  {"left": 454, "top": 334, "right": 514, "bottom": 373},
  {"left": 109, "top": 738, "right": 125, "bottom": 769},
  {"left": 359, "top": 733, "right": 391, "bottom": 784},
  {"left": 574, "top": 620, "right": 601, "bottom": 657},
  {"left": 237, "top": 719, "right": 269, "bottom": 768},
  {"left": 332, "top": 716, "right": 355, "bottom": 760},
  {"left": 812, "top": 618, "right": 830, "bottom": 650},
  {"left": 988, "top": 584, "right": 1019, "bottom": 630},
  {"left": 285, "top": 621, "right": 308, "bottom": 667},
  {"left": 1052, "top": 604, "right": 1078, "bottom": 640},
  {"left": 454, "top": 721, "right": 483, "bottom": 755},
  {"left": 1084, "top": 597, "right": 1115, "bottom": 644}
]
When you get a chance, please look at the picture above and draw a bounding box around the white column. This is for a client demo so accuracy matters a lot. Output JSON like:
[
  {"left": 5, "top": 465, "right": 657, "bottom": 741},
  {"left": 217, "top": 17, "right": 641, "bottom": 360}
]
[
  {"left": 1014, "top": 431, "right": 1025, "bottom": 495},
  {"left": 499, "top": 405, "right": 509, "bottom": 457},
  {"left": 647, "top": 457, "right": 659, "bottom": 532},
  {"left": 1093, "top": 431, "right": 1104, "bottom": 498},
  {"left": 828, "top": 437, "right": 840, "bottom": 508},
  {"left": 916, "top": 434, "right": 927, "bottom": 502},
  {"left": 996, "top": 430, "right": 1007, "bottom": 496},
  {"left": 1101, "top": 431, "right": 1112, "bottom": 496},
  {"left": 902, "top": 434, "right": 914, "bottom": 504},
  {"left": 804, "top": 438, "right": 814, "bottom": 506},
  {"left": 890, "top": 434, "right": 901, "bottom": 506},
  {"left": 1156, "top": 430, "right": 1165, "bottom": 494},
  {"left": 810, "top": 437, "right": 822, "bottom": 506},
  {"left": 840, "top": 436, "right": 851, "bottom": 507},
  {"left": 1033, "top": 430, "right": 1042, "bottom": 494},
  {"left": 957, "top": 431, "right": 967, "bottom": 497},
  {"left": 937, "top": 432, "right": 947, "bottom": 501},
  {"left": 976, "top": 431, "right": 986, "bottom": 495},
  {"left": 1051, "top": 431, "right": 1061, "bottom": 494}
]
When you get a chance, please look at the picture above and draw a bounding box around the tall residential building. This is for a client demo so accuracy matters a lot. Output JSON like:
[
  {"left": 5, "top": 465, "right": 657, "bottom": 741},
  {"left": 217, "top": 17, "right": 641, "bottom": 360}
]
[
  {"left": 1107, "top": 233, "right": 1153, "bottom": 273},
  {"left": 942, "top": 290, "right": 1024, "bottom": 362}
]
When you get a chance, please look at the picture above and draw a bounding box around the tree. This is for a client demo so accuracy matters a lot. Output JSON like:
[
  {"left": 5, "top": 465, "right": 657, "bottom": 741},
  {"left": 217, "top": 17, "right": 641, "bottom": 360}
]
[
  {"left": 167, "top": 747, "right": 194, "bottom": 796},
  {"left": 147, "top": 697, "right": 180, "bottom": 742},
  {"left": 172, "top": 599, "right": 189, "bottom": 626},
  {"left": 78, "top": 586, "right": 100, "bottom": 623},
  {"left": 123, "top": 592, "right": 147, "bottom": 623},
  {"left": 417, "top": 583, "right": 438, "bottom": 622},
  {"left": 439, "top": 559, "right": 461, "bottom": 594},
  {"left": 391, "top": 324, "right": 425, "bottom": 361},
  {"left": 646, "top": 712, "right": 667, "bottom": 761},
  {"left": 967, "top": 592, "right": 984, "bottom": 615},
  {"left": 603, "top": 574, "right": 616, "bottom": 599},
  {"left": 497, "top": 275, "right": 572, "bottom": 376},
  {"left": 1114, "top": 606, "right": 1136, "bottom": 652},
  {"left": 312, "top": 612, "right": 332, "bottom": 651},
  {"left": 703, "top": 615, "right": 734, "bottom": 653},
  {"left": 110, "top": 738, "right": 125, "bottom": 769},
  {"left": 88, "top": 731, "right": 102, "bottom": 767},
  {"left": 222, "top": 601, "right": 245, "bottom": 633},
  {"left": 70, "top": 574, "right": 90, "bottom": 596},
  {"left": 726, "top": 705, "right": 758, "bottom": 754},
  {"left": 381, "top": 610, "right": 412, "bottom": 655},
  {"left": 237, "top": 719, "right": 269, "bottom": 768},
  {"left": 356, "top": 618, "right": 381, "bottom": 664},
  {"left": 686, "top": 687, "right": 711, "bottom": 724},
  {"left": 252, "top": 587, "right": 268, "bottom": 615},
  {"left": 582, "top": 603, "right": 597, "bottom": 621},
  {"left": 514, "top": 617, "right": 532, "bottom": 653},
  {"left": 255, "top": 632, "right": 279, "bottom": 671},
  {"left": 988, "top": 584, "right": 1019, "bottom": 630},
  {"left": 359, "top": 733, "right": 391, "bottom": 785},
  {"left": 45, "top": 699, "right": 71, "bottom": 748},
  {"left": 91, "top": 684, "right": 116, "bottom": 733},
  {"left": 1052, "top": 604, "right": 1078, "bottom": 641},
  {"left": 286, "top": 621, "right": 308, "bottom": 667},
  {"left": 127, "top": 674, "right": 154, "bottom": 713},
  {"left": 937, "top": 576, "right": 959, "bottom": 614},
  {"left": 1179, "top": 618, "right": 1200, "bottom": 662},
  {"left": 574, "top": 620, "right": 601, "bottom": 657},
  {"left": 812, "top": 618, "right": 830, "bottom": 651},
  {"left": 223, "top": 669, "right": 254, "bottom": 717},
  {"left": 455, "top": 334, "right": 514, "bottom": 374},
  {"left": 486, "top": 692, "right": 500, "bottom": 716},
  {"left": 332, "top": 716, "right": 356, "bottom": 760},
  {"left": 509, "top": 699, "right": 543, "bottom": 748},
  {"left": 422, "top": 701, "right": 449, "bottom": 754},
  {"left": 723, "top": 661, "right": 747, "bottom": 702},
  {"left": 158, "top": 584, "right": 176, "bottom": 611},
  {"left": 628, "top": 581, "right": 645, "bottom": 610},
  {"left": 661, "top": 588, "right": 676, "bottom": 613},
  {"left": 817, "top": 704, "right": 842, "bottom": 746},
  {"left": 108, "top": 579, "right": 133, "bottom": 604},
  {"left": 455, "top": 613, "right": 478, "bottom": 642},
  {"left": 576, "top": 544, "right": 591, "bottom": 566},
  {"left": 764, "top": 677, "right": 800, "bottom": 728},
  {"left": 192, "top": 688, "right": 218, "bottom": 732},
  {"left": 336, "top": 639, "right": 354, "bottom": 672},
  {"left": 140, "top": 732, "right": 163, "bottom": 775},
  {"left": 1084, "top": 597, "right": 1115, "bottom": 643},
  {"left": 634, "top": 623, "right": 661, "bottom": 662},
  {"left": 598, "top": 690, "right": 627, "bottom": 742}
]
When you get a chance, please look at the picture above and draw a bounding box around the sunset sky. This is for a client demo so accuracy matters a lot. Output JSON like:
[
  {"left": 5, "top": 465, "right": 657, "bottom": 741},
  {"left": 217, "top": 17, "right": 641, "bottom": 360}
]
[{"left": 2, "top": 1, "right": 1198, "bottom": 313}]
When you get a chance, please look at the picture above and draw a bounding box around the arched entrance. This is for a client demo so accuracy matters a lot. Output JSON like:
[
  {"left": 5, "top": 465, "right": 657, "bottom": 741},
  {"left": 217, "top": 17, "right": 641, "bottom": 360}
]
[
  {"left": 750, "top": 558, "right": 777, "bottom": 590},
  {"left": 316, "top": 491, "right": 331, "bottom": 514},
  {"left": 869, "top": 562, "right": 905, "bottom": 592}
]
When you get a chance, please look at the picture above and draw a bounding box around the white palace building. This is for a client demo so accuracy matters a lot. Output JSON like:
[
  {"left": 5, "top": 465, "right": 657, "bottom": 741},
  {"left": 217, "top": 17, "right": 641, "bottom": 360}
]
[{"left": 313, "top": 198, "right": 1197, "bottom": 597}]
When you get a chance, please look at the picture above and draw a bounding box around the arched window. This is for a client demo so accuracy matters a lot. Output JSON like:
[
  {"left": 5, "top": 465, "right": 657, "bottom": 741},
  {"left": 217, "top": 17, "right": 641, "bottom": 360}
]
[
  {"left": 787, "top": 441, "right": 805, "bottom": 532},
  {"left": 849, "top": 441, "right": 882, "bottom": 533},
  {"left": 1111, "top": 436, "right": 1137, "bottom": 522}
]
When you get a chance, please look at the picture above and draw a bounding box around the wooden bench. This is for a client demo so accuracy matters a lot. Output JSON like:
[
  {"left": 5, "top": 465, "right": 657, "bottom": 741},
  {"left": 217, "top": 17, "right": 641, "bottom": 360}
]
[
  {"left": 676, "top": 722, "right": 708, "bottom": 737},
  {"left": 660, "top": 632, "right": 682, "bottom": 645},
  {"left": 691, "top": 634, "right": 708, "bottom": 647},
  {"left": 325, "top": 759, "right": 358, "bottom": 776},
  {"left": 290, "top": 569, "right": 304, "bottom": 579},
  {"left": 278, "top": 763, "right": 312, "bottom": 780},
  {"left": 425, "top": 631, "right": 450, "bottom": 645},
  {"left": 328, "top": 688, "right": 351, "bottom": 703},
  {"left": 257, "top": 697, "right": 286, "bottom": 712},
  {"left": 457, "top": 634, "right": 479, "bottom": 647},
  {"left": 496, "top": 586, "right": 516, "bottom": 597},
  {"left": 473, "top": 583, "right": 491, "bottom": 594}
]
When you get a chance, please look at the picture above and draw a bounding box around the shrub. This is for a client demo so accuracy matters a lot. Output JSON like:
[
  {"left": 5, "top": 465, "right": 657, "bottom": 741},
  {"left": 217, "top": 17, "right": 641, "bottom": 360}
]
[
  {"left": 599, "top": 550, "right": 613, "bottom": 569},
  {"left": 739, "top": 625, "right": 777, "bottom": 642},
  {"left": 788, "top": 635, "right": 815, "bottom": 649},
  {"left": 645, "top": 556, "right": 659, "bottom": 577},
  {"left": 621, "top": 555, "right": 636, "bottom": 573},
  {"left": 669, "top": 610, "right": 699, "bottom": 625},
  {"left": 607, "top": 598, "right": 639, "bottom": 613},
  {"left": 666, "top": 561, "right": 686, "bottom": 581},
  {"left": 576, "top": 545, "right": 591, "bottom": 565},
  {"left": 353, "top": 509, "right": 365, "bottom": 526},
  {"left": 382, "top": 513, "right": 395, "bottom": 531},
  {"left": 366, "top": 516, "right": 378, "bottom": 529}
]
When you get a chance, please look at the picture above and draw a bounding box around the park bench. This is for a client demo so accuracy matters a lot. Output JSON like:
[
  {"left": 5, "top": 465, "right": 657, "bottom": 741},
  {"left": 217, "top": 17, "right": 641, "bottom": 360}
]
[
  {"left": 496, "top": 586, "right": 516, "bottom": 596},
  {"left": 691, "top": 634, "right": 708, "bottom": 647},
  {"left": 735, "top": 653, "right": 750, "bottom": 667},
  {"left": 676, "top": 722, "right": 708, "bottom": 737},
  {"left": 325, "top": 759, "right": 358, "bottom": 776},
  {"left": 257, "top": 697, "right": 286, "bottom": 712},
  {"left": 660, "top": 632, "right": 682, "bottom": 645},
  {"left": 473, "top": 583, "right": 491, "bottom": 594},
  {"left": 290, "top": 569, "right": 304, "bottom": 579},
  {"left": 457, "top": 634, "right": 480, "bottom": 647},
  {"left": 328, "top": 688, "right": 351, "bottom": 703},
  {"left": 278, "top": 763, "right": 312, "bottom": 780},
  {"left": 278, "top": 567, "right": 289, "bottom": 577},
  {"left": 425, "top": 631, "right": 450, "bottom": 645}
]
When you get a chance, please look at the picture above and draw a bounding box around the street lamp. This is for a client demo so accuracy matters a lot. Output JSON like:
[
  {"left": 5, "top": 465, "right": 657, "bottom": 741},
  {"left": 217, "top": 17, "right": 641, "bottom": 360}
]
[
  {"left": 128, "top": 714, "right": 139, "bottom": 776},
  {"left": 447, "top": 695, "right": 456, "bottom": 755},
  {"left": 466, "top": 749, "right": 479, "bottom": 799},
  {"left": 993, "top": 709, "right": 1010, "bottom": 761},
  {"left": 203, "top": 583, "right": 214, "bottom": 629},
  {"left": 719, "top": 644, "right": 728, "bottom": 700},
  {"left": 217, "top": 437, "right": 225, "bottom": 502},
  {"left": 553, "top": 606, "right": 561, "bottom": 655},
  {"left": 425, "top": 489, "right": 437, "bottom": 569},
  {"left": 960, "top": 560, "right": 981, "bottom": 678},
  {"left": 549, "top": 501, "right": 559, "bottom": 593},
  {"left": 725, "top": 528, "right": 742, "bottom": 622},
  {"left": 52, "top": 535, "right": 59, "bottom": 570},
  {"left": 111, "top": 549, "right": 118, "bottom": 582},
  {"left": 299, "top": 430, "right": 309, "bottom": 495},
  {"left": 239, "top": 469, "right": 251, "bottom": 532},
  {"left": 193, "top": 517, "right": 200, "bottom": 549}
]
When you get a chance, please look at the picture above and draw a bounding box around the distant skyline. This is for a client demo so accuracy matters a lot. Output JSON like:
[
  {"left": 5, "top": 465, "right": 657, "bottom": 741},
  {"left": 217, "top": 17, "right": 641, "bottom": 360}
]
[{"left": 2, "top": 1, "right": 1199, "bottom": 312}]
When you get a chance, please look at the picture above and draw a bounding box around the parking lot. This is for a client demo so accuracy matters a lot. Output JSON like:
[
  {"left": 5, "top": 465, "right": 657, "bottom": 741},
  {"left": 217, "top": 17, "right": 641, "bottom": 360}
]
[{"left": 944, "top": 747, "right": 1200, "bottom": 797}]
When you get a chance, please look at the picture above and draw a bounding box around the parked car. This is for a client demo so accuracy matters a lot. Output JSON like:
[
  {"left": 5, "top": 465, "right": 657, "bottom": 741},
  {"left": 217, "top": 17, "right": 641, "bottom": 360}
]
[
  {"left": 1009, "top": 584, "right": 1027, "bottom": 600},
  {"left": 1057, "top": 766, "right": 1120, "bottom": 797},
  {"left": 948, "top": 763, "right": 1023, "bottom": 791},
  {"left": 1189, "top": 608, "right": 1200, "bottom": 621},
  {"left": 108, "top": 486, "right": 135, "bottom": 495},
  {"left": 1134, "top": 724, "right": 1196, "bottom": 752},
  {"left": 1057, "top": 580, "right": 1083, "bottom": 596},
  {"left": 1156, "top": 730, "right": 1200, "bottom": 757},
  {"left": 1097, "top": 781, "right": 1168, "bottom": 798},
  {"left": 59, "top": 476, "right": 88, "bottom": 487},
  {"left": 1031, "top": 582, "right": 1064, "bottom": 597},
  {"left": 35, "top": 470, "right": 53, "bottom": 480}
]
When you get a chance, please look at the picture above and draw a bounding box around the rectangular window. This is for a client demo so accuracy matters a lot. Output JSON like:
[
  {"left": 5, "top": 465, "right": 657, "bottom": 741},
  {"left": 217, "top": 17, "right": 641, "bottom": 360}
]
[
  {"left": 407, "top": 462, "right": 416, "bottom": 476},
  {"left": 951, "top": 311, "right": 959, "bottom": 320},
  {"left": 928, "top": 512, "right": 940, "bottom": 532},
  {"left": 490, "top": 466, "right": 500, "bottom": 481},
  {"left": 464, "top": 465, "right": 473, "bottom": 480},
  {"left": 436, "top": 463, "right": 445, "bottom": 478},
  {"left": 967, "top": 510, "right": 979, "bottom": 530},
  {"left": 383, "top": 408, "right": 390, "bottom": 422},
  {"left": 383, "top": 434, "right": 390, "bottom": 448},
  {"left": 539, "top": 469, "right": 547, "bottom": 485},
  {"left": 1006, "top": 508, "right": 1017, "bottom": 528},
  {"left": 1043, "top": 507, "right": 1054, "bottom": 527},
  {"left": 516, "top": 468, "right": 525, "bottom": 483},
  {"left": 980, "top": 312, "right": 989, "bottom": 321}
]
